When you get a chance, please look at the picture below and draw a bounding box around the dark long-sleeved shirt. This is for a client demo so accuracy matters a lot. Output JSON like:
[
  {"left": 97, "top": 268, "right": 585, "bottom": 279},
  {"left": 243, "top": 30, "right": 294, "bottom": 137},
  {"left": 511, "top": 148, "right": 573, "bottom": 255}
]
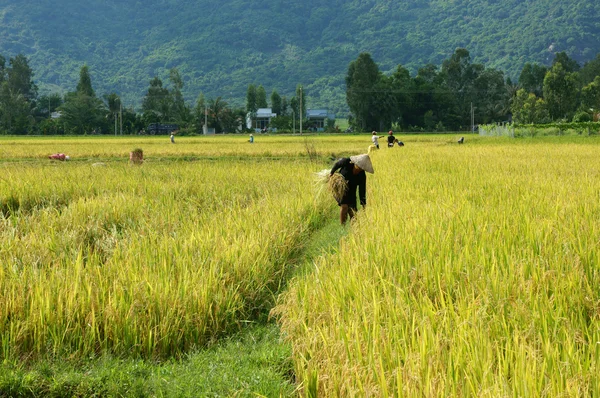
[{"left": 330, "top": 157, "right": 366, "bottom": 206}]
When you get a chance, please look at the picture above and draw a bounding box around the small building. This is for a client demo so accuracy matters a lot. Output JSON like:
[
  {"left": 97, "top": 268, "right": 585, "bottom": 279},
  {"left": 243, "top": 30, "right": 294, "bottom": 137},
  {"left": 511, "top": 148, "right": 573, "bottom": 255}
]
[
  {"left": 247, "top": 108, "right": 277, "bottom": 132},
  {"left": 306, "top": 109, "right": 335, "bottom": 132}
]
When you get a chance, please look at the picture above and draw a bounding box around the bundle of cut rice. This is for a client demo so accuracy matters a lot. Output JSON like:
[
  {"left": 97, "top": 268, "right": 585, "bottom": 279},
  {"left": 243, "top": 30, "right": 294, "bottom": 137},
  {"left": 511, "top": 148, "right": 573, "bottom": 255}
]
[
  {"left": 315, "top": 169, "right": 348, "bottom": 202},
  {"left": 328, "top": 173, "right": 348, "bottom": 202},
  {"left": 314, "top": 169, "right": 348, "bottom": 202}
]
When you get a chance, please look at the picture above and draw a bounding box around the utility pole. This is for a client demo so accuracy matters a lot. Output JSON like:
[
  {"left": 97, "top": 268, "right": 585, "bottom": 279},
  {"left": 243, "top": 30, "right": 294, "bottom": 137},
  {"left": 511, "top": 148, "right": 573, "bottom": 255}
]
[
  {"left": 120, "top": 102, "right": 123, "bottom": 135},
  {"left": 299, "top": 86, "right": 303, "bottom": 135},
  {"left": 471, "top": 102, "right": 476, "bottom": 133},
  {"left": 292, "top": 110, "right": 295, "bottom": 134}
]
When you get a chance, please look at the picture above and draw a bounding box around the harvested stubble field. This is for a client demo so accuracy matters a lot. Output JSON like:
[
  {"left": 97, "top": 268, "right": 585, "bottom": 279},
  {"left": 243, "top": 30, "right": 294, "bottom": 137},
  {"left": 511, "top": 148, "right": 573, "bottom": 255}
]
[{"left": 1, "top": 134, "right": 600, "bottom": 396}]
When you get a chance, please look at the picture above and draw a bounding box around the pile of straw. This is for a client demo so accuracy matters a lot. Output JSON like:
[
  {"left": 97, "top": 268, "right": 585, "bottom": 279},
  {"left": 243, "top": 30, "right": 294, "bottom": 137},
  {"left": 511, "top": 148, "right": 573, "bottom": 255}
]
[{"left": 315, "top": 169, "right": 348, "bottom": 202}]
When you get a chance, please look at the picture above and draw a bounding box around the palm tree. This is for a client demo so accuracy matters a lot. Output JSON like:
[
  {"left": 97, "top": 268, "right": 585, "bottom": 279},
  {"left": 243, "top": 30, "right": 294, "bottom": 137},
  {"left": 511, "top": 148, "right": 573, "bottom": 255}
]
[{"left": 208, "top": 97, "right": 229, "bottom": 133}]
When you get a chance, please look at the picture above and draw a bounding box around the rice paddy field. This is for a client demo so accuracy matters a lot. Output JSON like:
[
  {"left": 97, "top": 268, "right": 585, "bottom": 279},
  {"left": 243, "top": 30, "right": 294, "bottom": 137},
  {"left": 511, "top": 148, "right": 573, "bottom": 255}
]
[{"left": 1, "top": 134, "right": 600, "bottom": 396}]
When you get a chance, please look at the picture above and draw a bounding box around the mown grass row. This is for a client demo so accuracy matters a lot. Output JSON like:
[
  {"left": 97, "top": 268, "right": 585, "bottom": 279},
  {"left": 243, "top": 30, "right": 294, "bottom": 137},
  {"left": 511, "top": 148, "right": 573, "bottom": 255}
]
[
  {"left": 275, "top": 137, "right": 600, "bottom": 396},
  {"left": 0, "top": 158, "right": 335, "bottom": 360}
]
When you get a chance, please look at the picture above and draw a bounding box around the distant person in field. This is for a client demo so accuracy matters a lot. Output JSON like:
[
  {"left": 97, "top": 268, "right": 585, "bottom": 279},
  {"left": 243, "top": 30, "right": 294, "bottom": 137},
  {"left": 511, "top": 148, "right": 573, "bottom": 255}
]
[
  {"left": 387, "top": 130, "right": 397, "bottom": 147},
  {"left": 170, "top": 130, "right": 176, "bottom": 143},
  {"left": 458, "top": 136, "right": 464, "bottom": 144},
  {"left": 371, "top": 131, "right": 384, "bottom": 149},
  {"left": 329, "top": 153, "right": 374, "bottom": 225},
  {"left": 249, "top": 133, "right": 254, "bottom": 143},
  {"left": 387, "top": 130, "right": 404, "bottom": 147}
]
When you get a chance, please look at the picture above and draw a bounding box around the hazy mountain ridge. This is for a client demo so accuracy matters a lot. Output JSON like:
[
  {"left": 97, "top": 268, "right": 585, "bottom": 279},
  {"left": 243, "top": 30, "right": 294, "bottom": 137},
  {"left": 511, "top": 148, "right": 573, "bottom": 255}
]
[{"left": 1, "top": 0, "right": 599, "bottom": 114}]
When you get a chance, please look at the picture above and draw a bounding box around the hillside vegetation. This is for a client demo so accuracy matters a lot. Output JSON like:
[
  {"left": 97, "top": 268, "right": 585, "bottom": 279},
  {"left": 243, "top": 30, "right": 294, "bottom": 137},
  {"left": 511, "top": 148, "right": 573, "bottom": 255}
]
[{"left": 1, "top": 0, "right": 599, "bottom": 112}]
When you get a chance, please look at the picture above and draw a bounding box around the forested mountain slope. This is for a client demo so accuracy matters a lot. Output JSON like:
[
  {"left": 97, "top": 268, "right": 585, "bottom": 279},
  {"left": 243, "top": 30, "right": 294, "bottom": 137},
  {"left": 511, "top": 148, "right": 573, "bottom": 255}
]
[{"left": 1, "top": 0, "right": 599, "bottom": 113}]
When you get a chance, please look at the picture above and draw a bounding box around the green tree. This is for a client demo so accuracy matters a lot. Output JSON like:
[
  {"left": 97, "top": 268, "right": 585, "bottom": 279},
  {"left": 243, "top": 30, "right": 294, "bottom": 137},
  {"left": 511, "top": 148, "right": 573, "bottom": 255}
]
[
  {"left": 59, "top": 65, "right": 106, "bottom": 134},
  {"left": 281, "top": 96, "right": 289, "bottom": 116},
  {"left": 37, "top": 118, "right": 63, "bottom": 135},
  {"left": 552, "top": 52, "right": 580, "bottom": 73},
  {"left": 580, "top": 54, "right": 600, "bottom": 86},
  {"left": 0, "top": 85, "right": 32, "bottom": 134},
  {"left": 60, "top": 92, "right": 106, "bottom": 134},
  {"left": 389, "top": 64, "right": 414, "bottom": 129},
  {"left": 511, "top": 89, "right": 550, "bottom": 124},
  {"left": 346, "top": 52, "right": 380, "bottom": 131},
  {"left": 269, "top": 115, "right": 291, "bottom": 130},
  {"left": 518, "top": 63, "right": 547, "bottom": 97},
  {"left": 170, "top": 68, "right": 190, "bottom": 126},
  {"left": 271, "top": 90, "right": 282, "bottom": 115},
  {"left": 409, "top": 64, "right": 449, "bottom": 129},
  {"left": 0, "top": 55, "right": 5, "bottom": 85},
  {"left": 76, "top": 65, "right": 95, "bottom": 97},
  {"left": 256, "top": 85, "right": 268, "bottom": 108},
  {"left": 122, "top": 107, "right": 142, "bottom": 135},
  {"left": 371, "top": 74, "right": 394, "bottom": 130},
  {"left": 473, "top": 68, "right": 507, "bottom": 123},
  {"left": 6, "top": 54, "right": 37, "bottom": 101},
  {"left": 580, "top": 76, "right": 600, "bottom": 113},
  {"left": 32, "top": 92, "right": 63, "bottom": 127},
  {"left": 543, "top": 63, "right": 579, "bottom": 120},
  {"left": 207, "top": 97, "right": 230, "bottom": 133},
  {"left": 0, "top": 54, "right": 37, "bottom": 133},
  {"left": 38, "top": 93, "right": 63, "bottom": 116},
  {"left": 371, "top": 64, "right": 414, "bottom": 131},
  {"left": 289, "top": 97, "right": 298, "bottom": 122},
  {"left": 142, "top": 77, "right": 171, "bottom": 123},
  {"left": 246, "top": 84, "right": 257, "bottom": 115},
  {"left": 441, "top": 48, "right": 481, "bottom": 128},
  {"left": 220, "top": 107, "right": 246, "bottom": 133},
  {"left": 503, "top": 77, "right": 520, "bottom": 118}
]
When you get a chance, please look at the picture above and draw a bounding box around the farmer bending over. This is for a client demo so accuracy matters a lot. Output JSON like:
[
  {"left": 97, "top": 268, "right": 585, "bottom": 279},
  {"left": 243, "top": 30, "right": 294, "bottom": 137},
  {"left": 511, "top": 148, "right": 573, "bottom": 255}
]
[{"left": 330, "top": 153, "right": 374, "bottom": 225}]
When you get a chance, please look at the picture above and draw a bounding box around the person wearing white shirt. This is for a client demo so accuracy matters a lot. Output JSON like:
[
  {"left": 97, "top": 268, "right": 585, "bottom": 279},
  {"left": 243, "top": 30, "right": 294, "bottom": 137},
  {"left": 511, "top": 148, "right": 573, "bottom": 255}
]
[{"left": 371, "top": 131, "right": 384, "bottom": 149}]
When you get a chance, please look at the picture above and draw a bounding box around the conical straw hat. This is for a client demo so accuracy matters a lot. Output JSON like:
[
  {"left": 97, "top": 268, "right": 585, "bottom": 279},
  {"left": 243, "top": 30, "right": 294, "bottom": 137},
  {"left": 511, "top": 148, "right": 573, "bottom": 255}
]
[{"left": 349, "top": 154, "right": 374, "bottom": 174}]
